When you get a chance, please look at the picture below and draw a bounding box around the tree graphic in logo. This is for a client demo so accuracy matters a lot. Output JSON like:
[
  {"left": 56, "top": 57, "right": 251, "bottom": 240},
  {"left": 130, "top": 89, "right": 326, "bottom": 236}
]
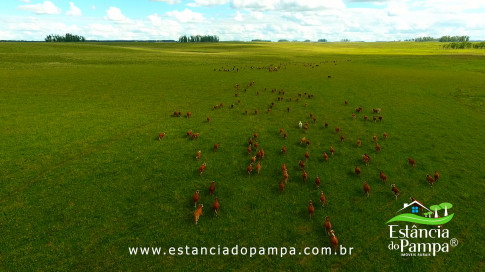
[{"left": 387, "top": 200, "right": 454, "bottom": 225}]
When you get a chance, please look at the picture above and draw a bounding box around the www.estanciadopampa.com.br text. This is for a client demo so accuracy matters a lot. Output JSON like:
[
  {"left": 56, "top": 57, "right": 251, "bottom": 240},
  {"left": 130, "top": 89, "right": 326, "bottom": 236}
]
[{"left": 129, "top": 245, "right": 354, "bottom": 257}]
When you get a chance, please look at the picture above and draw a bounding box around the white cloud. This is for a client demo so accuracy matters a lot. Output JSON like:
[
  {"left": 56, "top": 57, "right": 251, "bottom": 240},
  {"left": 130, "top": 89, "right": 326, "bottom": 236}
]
[
  {"left": 345, "top": 0, "right": 389, "bottom": 2},
  {"left": 146, "top": 13, "right": 183, "bottom": 37},
  {"left": 284, "top": 0, "right": 346, "bottom": 11},
  {"left": 66, "top": 2, "right": 81, "bottom": 17},
  {"left": 17, "top": 1, "right": 61, "bottom": 15},
  {"left": 148, "top": 13, "right": 164, "bottom": 26},
  {"left": 104, "top": 7, "right": 132, "bottom": 24},
  {"left": 83, "top": 20, "right": 150, "bottom": 40},
  {"left": 234, "top": 11, "right": 243, "bottom": 21},
  {"left": 386, "top": 2, "right": 408, "bottom": 16},
  {"left": 150, "top": 0, "right": 181, "bottom": 4},
  {"left": 231, "top": 0, "right": 345, "bottom": 11},
  {"left": 187, "top": 0, "right": 229, "bottom": 7},
  {"left": 0, "top": 30, "right": 17, "bottom": 40},
  {"left": 250, "top": 11, "right": 264, "bottom": 20},
  {"left": 86, "top": 23, "right": 117, "bottom": 38},
  {"left": 91, "top": 5, "right": 96, "bottom": 10},
  {"left": 0, "top": 16, "right": 83, "bottom": 40},
  {"left": 230, "top": 0, "right": 277, "bottom": 11},
  {"left": 19, "top": 0, "right": 31, "bottom": 3},
  {"left": 166, "top": 8, "right": 205, "bottom": 23},
  {"left": 412, "top": 0, "right": 485, "bottom": 14}
]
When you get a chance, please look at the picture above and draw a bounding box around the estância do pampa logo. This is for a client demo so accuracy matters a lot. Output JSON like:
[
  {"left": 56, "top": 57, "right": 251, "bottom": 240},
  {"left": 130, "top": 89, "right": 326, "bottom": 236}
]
[{"left": 386, "top": 198, "right": 458, "bottom": 257}]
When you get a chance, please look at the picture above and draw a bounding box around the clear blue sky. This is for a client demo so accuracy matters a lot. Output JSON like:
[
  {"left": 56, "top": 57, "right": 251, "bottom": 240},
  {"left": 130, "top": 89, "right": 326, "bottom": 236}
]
[{"left": 1, "top": 0, "right": 483, "bottom": 41}]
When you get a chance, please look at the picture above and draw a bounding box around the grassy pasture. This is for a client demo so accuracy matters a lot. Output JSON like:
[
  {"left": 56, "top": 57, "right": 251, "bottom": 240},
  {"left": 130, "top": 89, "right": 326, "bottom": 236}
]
[{"left": 0, "top": 42, "right": 484, "bottom": 271}]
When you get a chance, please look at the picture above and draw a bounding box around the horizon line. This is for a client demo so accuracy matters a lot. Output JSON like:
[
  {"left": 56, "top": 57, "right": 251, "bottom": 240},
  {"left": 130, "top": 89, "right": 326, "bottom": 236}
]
[{"left": 2, "top": 40, "right": 484, "bottom": 43}]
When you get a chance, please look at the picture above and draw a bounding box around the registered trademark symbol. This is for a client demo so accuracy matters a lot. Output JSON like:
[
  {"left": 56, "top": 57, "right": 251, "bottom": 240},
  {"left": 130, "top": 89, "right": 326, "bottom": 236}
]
[{"left": 450, "top": 238, "right": 458, "bottom": 247}]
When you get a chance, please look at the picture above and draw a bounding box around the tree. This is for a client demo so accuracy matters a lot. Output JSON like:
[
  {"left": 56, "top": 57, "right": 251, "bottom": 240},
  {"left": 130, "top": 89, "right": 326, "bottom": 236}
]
[
  {"left": 439, "top": 35, "right": 469, "bottom": 42},
  {"left": 473, "top": 42, "right": 485, "bottom": 49},
  {"left": 429, "top": 205, "right": 442, "bottom": 218},
  {"left": 439, "top": 203, "right": 453, "bottom": 217},
  {"left": 445, "top": 41, "right": 472, "bottom": 49},
  {"left": 318, "top": 39, "right": 327, "bottom": 42},
  {"left": 414, "top": 36, "right": 436, "bottom": 42},
  {"left": 178, "top": 35, "right": 219, "bottom": 43},
  {"left": 45, "top": 33, "right": 85, "bottom": 42}
]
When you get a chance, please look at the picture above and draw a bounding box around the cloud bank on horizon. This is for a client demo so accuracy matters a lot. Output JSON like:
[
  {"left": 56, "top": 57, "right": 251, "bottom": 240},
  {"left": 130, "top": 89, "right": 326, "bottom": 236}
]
[{"left": 1, "top": 0, "right": 484, "bottom": 41}]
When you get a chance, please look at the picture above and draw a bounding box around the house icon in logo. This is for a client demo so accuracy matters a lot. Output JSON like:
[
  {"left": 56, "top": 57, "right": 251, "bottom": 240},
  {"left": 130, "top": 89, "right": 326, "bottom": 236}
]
[{"left": 396, "top": 200, "right": 431, "bottom": 215}]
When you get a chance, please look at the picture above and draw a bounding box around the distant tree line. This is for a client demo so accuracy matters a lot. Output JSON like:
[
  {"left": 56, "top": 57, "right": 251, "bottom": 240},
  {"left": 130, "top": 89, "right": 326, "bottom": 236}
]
[
  {"left": 45, "top": 33, "right": 85, "bottom": 42},
  {"left": 178, "top": 35, "right": 219, "bottom": 43},
  {"left": 413, "top": 36, "right": 436, "bottom": 42},
  {"left": 472, "top": 42, "right": 485, "bottom": 48},
  {"left": 438, "top": 36, "right": 469, "bottom": 42},
  {"left": 411, "top": 35, "right": 470, "bottom": 42},
  {"left": 442, "top": 41, "right": 485, "bottom": 49},
  {"left": 318, "top": 39, "right": 328, "bottom": 42},
  {"left": 407, "top": 34, "right": 484, "bottom": 49}
]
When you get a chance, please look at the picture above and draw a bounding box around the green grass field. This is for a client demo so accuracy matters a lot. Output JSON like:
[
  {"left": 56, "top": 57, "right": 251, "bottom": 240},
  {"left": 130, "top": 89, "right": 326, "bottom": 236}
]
[{"left": 0, "top": 42, "right": 484, "bottom": 271}]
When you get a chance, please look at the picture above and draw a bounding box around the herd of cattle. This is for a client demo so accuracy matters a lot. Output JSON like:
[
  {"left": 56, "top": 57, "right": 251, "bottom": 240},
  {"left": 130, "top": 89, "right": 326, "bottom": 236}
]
[{"left": 158, "top": 77, "right": 440, "bottom": 253}]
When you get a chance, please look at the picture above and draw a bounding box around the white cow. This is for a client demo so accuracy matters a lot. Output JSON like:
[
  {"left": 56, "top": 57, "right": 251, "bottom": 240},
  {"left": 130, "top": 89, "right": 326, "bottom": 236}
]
[{"left": 299, "top": 121, "right": 303, "bottom": 129}]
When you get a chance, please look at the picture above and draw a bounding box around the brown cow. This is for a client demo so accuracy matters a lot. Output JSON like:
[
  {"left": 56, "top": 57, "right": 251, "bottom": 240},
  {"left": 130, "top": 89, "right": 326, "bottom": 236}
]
[
  {"left": 194, "top": 204, "right": 203, "bottom": 224},
  {"left": 308, "top": 200, "right": 315, "bottom": 219},
  {"left": 364, "top": 181, "right": 370, "bottom": 198},
  {"left": 391, "top": 184, "right": 400, "bottom": 200}
]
